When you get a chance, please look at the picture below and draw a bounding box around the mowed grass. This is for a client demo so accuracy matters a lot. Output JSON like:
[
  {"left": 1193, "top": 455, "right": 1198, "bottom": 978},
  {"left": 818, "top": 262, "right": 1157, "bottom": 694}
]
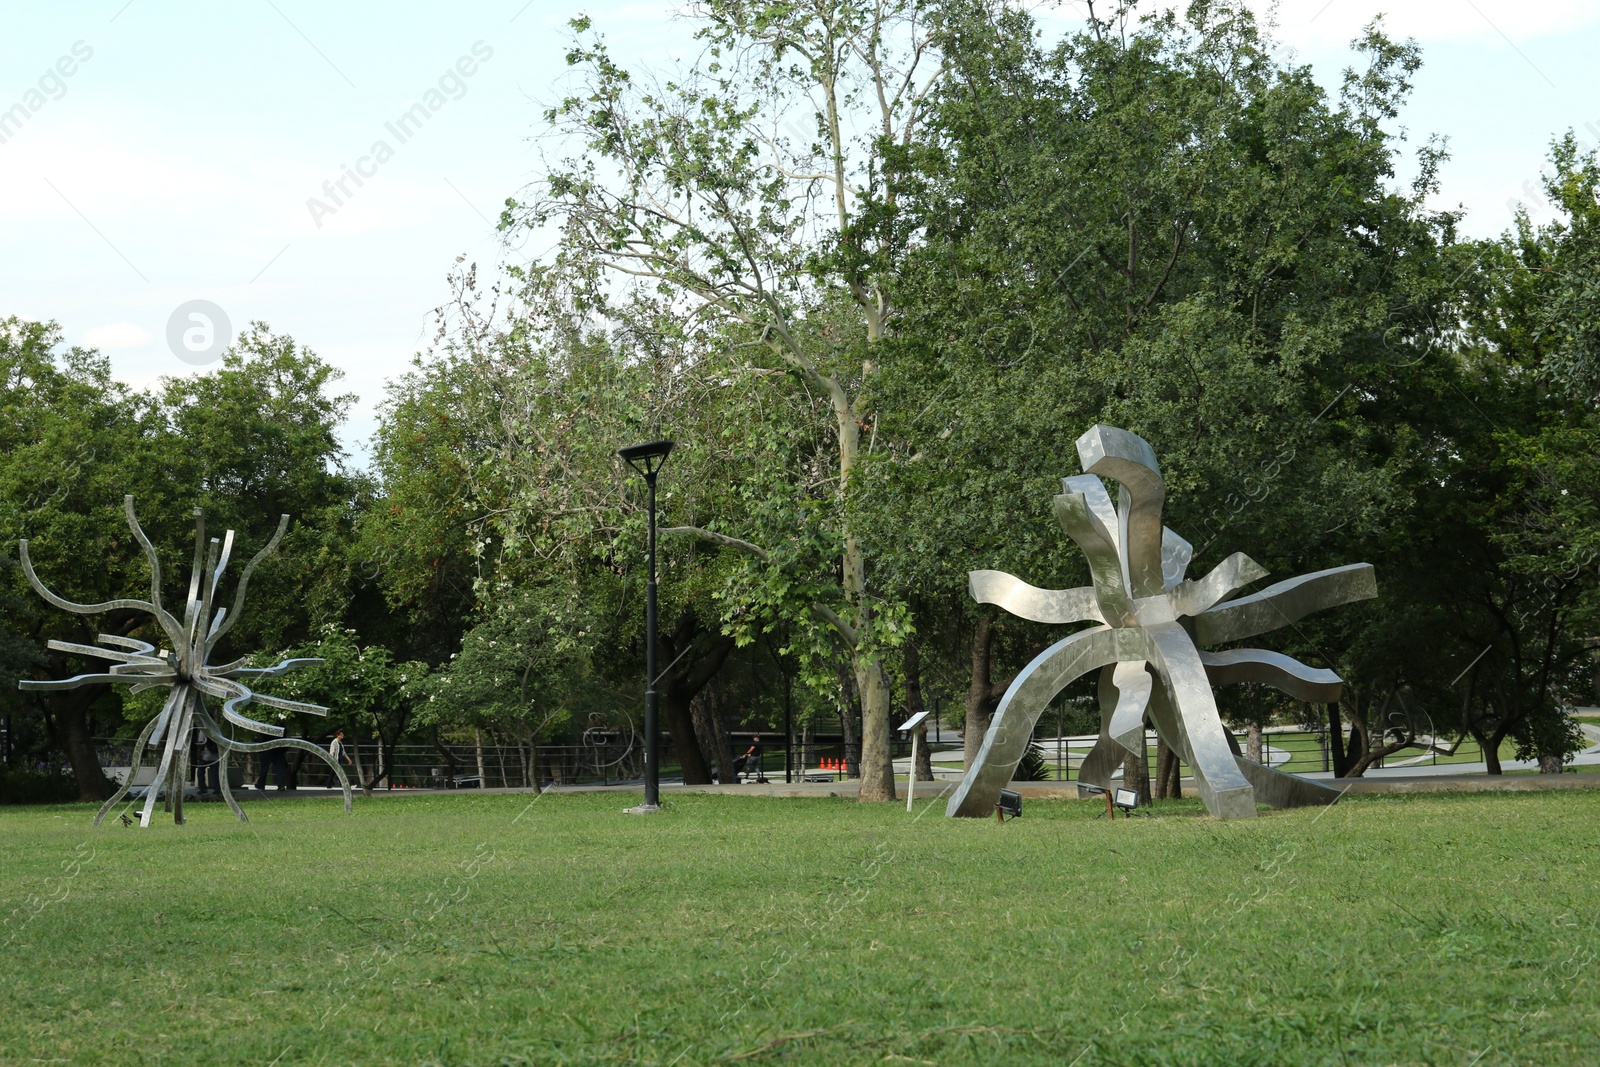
[{"left": 2, "top": 789, "right": 1597, "bottom": 1067}]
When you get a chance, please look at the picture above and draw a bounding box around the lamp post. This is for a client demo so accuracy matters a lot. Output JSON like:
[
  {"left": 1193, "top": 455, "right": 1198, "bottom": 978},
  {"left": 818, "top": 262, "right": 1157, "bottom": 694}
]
[{"left": 618, "top": 438, "right": 675, "bottom": 812}]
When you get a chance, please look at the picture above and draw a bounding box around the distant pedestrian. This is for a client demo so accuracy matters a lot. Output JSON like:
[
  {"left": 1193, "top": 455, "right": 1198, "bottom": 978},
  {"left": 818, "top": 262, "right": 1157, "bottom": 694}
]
[
  {"left": 326, "top": 728, "right": 353, "bottom": 787},
  {"left": 255, "top": 749, "right": 288, "bottom": 790},
  {"left": 738, "top": 735, "right": 767, "bottom": 783},
  {"left": 191, "top": 729, "right": 219, "bottom": 795},
  {"left": 197, "top": 732, "right": 219, "bottom": 795}
]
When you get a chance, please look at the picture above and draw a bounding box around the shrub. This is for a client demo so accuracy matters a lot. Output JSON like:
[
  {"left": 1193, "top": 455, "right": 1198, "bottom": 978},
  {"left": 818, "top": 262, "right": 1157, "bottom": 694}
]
[{"left": 1013, "top": 744, "right": 1051, "bottom": 781}]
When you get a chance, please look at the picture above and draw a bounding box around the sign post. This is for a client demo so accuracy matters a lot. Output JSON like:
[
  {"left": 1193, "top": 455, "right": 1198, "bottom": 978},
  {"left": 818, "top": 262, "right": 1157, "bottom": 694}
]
[{"left": 898, "top": 709, "right": 932, "bottom": 813}]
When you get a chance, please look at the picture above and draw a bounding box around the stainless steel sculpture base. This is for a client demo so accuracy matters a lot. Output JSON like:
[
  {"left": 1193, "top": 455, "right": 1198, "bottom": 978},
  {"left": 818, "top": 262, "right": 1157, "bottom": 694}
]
[
  {"left": 18, "top": 497, "right": 353, "bottom": 827},
  {"left": 948, "top": 426, "right": 1376, "bottom": 820}
]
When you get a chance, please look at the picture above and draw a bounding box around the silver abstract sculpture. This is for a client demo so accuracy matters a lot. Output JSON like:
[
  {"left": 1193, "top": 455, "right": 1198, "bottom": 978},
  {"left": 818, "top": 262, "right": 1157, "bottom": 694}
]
[
  {"left": 18, "top": 496, "right": 352, "bottom": 827},
  {"left": 947, "top": 426, "right": 1376, "bottom": 820}
]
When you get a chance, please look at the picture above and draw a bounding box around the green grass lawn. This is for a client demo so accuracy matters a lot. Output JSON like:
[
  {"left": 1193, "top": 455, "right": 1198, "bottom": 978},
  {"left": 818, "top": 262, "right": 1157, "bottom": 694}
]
[{"left": 3, "top": 789, "right": 1597, "bottom": 1066}]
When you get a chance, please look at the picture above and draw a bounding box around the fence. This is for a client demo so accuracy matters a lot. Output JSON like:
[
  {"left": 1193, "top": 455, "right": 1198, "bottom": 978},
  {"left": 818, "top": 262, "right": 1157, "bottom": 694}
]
[
  {"left": 91, "top": 735, "right": 926, "bottom": 790},
  {"left": 1026, "top": 724, "right": 1473, "bottom": 782},
  {"left": 93, "top": 724, "right": 1476, "bottom": 790}
]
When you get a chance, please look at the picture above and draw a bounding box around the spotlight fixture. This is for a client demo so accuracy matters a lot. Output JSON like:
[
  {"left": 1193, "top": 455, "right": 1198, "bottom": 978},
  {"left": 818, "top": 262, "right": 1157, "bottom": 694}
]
[
  {"left": 995, "top": 789, "right": 1023, "bottom": 823},
  {"left": 1078, "top": 781, "right": 1114, "bottom": 819}
]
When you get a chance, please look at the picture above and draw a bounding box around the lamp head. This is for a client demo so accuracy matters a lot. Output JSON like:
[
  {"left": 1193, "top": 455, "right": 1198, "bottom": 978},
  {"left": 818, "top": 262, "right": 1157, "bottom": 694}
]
[
  {"left": 618, "top": 439, "right": 675, "bottom": 478},
  {"left": 996, "top": 789, "right": 1023, "bottom": 819}
]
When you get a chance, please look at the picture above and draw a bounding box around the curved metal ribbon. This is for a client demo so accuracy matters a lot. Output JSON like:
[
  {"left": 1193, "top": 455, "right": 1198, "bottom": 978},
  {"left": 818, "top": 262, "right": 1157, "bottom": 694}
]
[
  {"left": 968, "top": 570, "right": 1102, "bottom": 626},
  {"left": 1076, "top": 425, "right": 1167, "bottom": 599},
  {"left": 1170, "top": 551, "right": 1270, "bottom": 618},
  {"left": 93, "top": 710, "right": 164, "bottom": 829},
  {"left": 206, "top": 514, "right": 289, "bottom": 654},
  {"left": 1106, "top": 661, "right": 1153, "bottom": 755},
  {"left": 1200, "top": 648, "right": 1344, "bottom": 703},
  {"left": 1052, "top": 494, "right": 1137, "bottom": 627},
  {"left": 1193, "top": 563, "right": 1378, "bottom": 646},
  {"left": 947, "top": 626, "right": 1158, "bottom": 818}
]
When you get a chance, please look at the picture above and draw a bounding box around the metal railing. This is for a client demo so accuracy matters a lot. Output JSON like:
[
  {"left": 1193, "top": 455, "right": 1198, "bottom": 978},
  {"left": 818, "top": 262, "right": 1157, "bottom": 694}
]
[{"left": 91, "top": 736, "right": 926, "bottom": 790}]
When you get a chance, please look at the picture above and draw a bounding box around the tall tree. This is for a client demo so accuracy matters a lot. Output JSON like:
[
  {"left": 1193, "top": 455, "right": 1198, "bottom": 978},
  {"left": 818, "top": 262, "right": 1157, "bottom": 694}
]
[
  {"left": 507, "top": 1, "right": 948, "bottom": 800},
  {"left": 861, "top": 3, "right": 1461, "bottom": 763}
]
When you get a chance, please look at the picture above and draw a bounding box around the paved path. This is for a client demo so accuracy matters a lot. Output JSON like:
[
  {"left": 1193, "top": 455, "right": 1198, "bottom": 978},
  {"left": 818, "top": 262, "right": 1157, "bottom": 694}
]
[
  {"left": 209, "top": 723, "right": 1600, "bottom": 804},
  {"left": 1302, "top": 721, "right": 1600, "bottom": 780}
]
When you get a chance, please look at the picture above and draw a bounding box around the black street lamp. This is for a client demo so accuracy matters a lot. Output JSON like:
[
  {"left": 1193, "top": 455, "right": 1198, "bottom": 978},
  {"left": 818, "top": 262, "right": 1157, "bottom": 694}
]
[{"left": 618, "top": 438, "right": 675, "bottom": 812}]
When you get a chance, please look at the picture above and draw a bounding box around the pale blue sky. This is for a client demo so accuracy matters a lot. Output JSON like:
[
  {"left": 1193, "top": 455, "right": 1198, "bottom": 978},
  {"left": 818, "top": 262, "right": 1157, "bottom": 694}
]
[{"left": 3, "top": 1, "right": 1597, "bottom": 466}]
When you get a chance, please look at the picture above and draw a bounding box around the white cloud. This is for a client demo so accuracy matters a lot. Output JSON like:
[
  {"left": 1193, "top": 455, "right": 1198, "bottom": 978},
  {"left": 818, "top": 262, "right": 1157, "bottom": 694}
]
[
  {"left": 1038, "top": 1, "right": 1600, "bottom": 49},
  {"left": 82, "top": 322, "right": 153, "bottom": 349},
  {"left": 1248, "top": 0, "right": 1600, "bottom": 49}
]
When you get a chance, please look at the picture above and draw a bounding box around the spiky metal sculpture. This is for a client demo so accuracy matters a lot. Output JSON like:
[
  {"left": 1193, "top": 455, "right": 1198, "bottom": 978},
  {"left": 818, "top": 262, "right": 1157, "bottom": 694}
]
[
  {"left": 18, "top": 497, "right": 352, "bottom": 827},
  {"left": 947, "top": 426, "right": 1376, "bottom": 820}
]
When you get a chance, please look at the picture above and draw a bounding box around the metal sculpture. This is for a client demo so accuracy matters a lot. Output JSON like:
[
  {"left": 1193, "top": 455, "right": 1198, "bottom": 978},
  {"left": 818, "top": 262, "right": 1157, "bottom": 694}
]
[
  {"left": 18, "top": 496, "right": 352, "bottom": 827},
  {"left": 947, "top": 426, "right": 1376, "bottom": 820}
]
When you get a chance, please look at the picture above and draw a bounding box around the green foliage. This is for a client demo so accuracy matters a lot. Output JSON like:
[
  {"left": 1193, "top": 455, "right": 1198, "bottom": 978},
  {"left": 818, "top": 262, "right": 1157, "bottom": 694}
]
[
  {"left": 420, "top": 591, "right": 594, "bottom": 742},
  {"left": 0, "top": 768, "right": 88, "bottom": 804},
  {"left": 1012, "top": 743, "right": 1049, "bottom": 781},
  {"left": 270, "top": 625, "right": 430, "bottom": 743}
]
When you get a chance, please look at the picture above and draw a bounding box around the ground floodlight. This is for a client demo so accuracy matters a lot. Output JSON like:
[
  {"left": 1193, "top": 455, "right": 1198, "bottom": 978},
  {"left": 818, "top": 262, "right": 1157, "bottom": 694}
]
[
  {"left": 1113, "top": 787, "right": 1140, "bottom": 812},
  {"left": 1076, "top": 782, "right": 1107, "bottom": 799},
  {"left": 995, "top": 789, "right": 1023, "bottom": 823}
]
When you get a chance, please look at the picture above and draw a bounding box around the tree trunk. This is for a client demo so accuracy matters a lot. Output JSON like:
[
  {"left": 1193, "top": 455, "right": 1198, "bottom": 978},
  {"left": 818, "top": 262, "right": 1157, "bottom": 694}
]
[
  {"left": 658, "top": 613, "right": 732, "bottom": 784},
  {"left": 1245, "top": 723, "right": 1263, "bottom": 764},
  {"left": 1122, "top": 730, "right": 1150, "bottom": 806},
  {"left": 1326, "top": 702, "right": 1348, "bottom": 777},
  {"left": 801, "top": 720, "right": 815, "bottom": 773},
  {"left": 903, "top": 639, "right": 935, "bottom": 782},
  {"left": 1154, "top": 736, "right": 1181, "bottom": 800},
  {"left": 350, "top": 734, "right": 373, "bottom": 796},
  {"left": 662, "top": 691, "right": 712, "bottom": 784},
  {"left": 1539, "top": 754, "right": 1564, "bottom": 774},
  {"left": 47, "top": 690, "right": 112, "bottom": 802},
  {"left": 474, "top": 728, "right": 487, "bottom": 785},
  {"left": 834, "top": 386, "right": 892, "bottom": 800},
  {"left": 855, "top": 657, "right": 894, "bottom": 798},
  {"left": 1484, "top": 728, "right": 1505, "bottom": 775},
  {"left": 837, "top": 662, "right": 861, "bottom": 778},
  {"left": 691, "top": 680, "right": 737, "bottom": 783},
  {"left": 964, "top": 615, "right": 1007, "bottom": 770},
  {"left": 431, "top": 724, "right": 458, "bottom": 784}
]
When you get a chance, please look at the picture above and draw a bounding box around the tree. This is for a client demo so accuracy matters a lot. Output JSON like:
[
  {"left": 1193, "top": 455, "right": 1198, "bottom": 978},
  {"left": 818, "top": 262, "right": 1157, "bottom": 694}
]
[
  {"left": 0, "top": 318, "right": 165, "bottom": 799},
  {"left": 859, "top": 3, "right": 1461, "bottom": 768},
  {"left": 269, "top": 626, "right": 430, "bottom": 793},
  {"left": 1, "top": 319, "right": 369, "bottom": 797},
  {"left": 157, "top": 323, "right": 368, "bottom": 655},
  {"left": 1405, "top": 137, "right": 1600, "bottom": 773},
  {"left": 506, "top": 1, "right": 948, "bottom": 800}
]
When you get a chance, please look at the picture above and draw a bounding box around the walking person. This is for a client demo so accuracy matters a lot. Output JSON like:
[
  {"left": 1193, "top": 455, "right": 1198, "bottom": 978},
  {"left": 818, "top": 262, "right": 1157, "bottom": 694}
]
[
  {"left": 197, "top": 732, "right": 219, "bottom": 795},
  {"left": 326, "top": 728, "right": 353, "bottom": 787},
  {"left": 737, "top": 735, "right": 768, "bottom": 784},
  {"left": 191, "top": 728, "right": 219, "bottom": 796},
  {"left": 255, "top": 748, "right": 288, "bottom": 790}
]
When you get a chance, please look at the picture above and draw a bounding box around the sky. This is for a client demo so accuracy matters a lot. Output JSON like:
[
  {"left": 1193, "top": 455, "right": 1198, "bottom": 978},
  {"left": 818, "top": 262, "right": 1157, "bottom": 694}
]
[{"left": 3, "top": 0, "right": 1597, "bottom": 468}]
